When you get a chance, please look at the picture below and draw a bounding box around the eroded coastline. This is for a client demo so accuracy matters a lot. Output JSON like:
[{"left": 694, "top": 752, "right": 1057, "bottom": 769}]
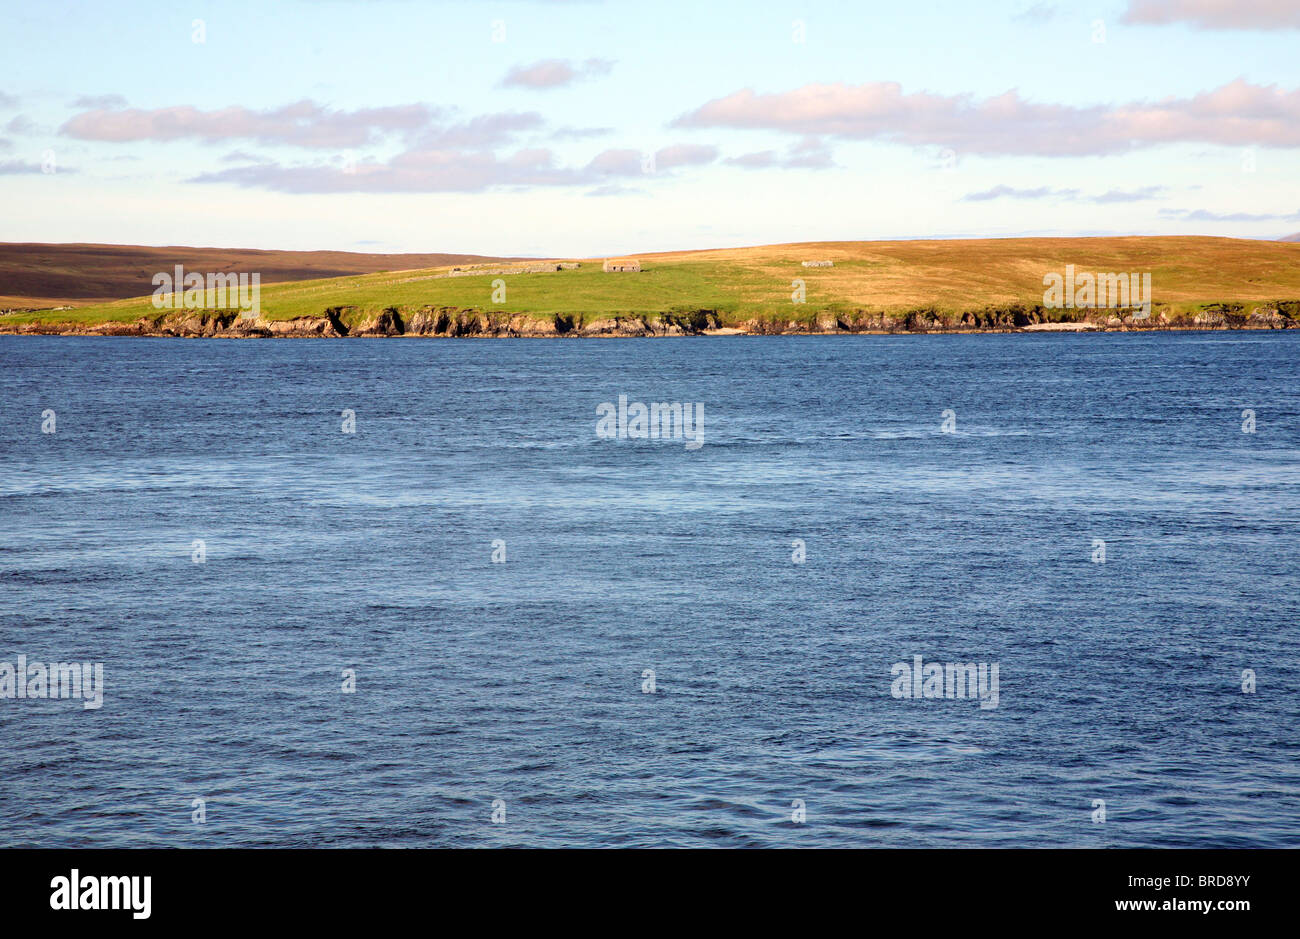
[{"left": 3, "top": 300, "right": 1299, "bottom": 337}]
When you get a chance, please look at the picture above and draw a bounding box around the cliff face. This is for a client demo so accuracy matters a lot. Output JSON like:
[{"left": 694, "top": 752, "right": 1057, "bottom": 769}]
[
  {"left": 4, "top": 301, "right": 1298, "bottom": 337},
  {"left": 2, "top": 307, "right": 728, "bottom": 337}
]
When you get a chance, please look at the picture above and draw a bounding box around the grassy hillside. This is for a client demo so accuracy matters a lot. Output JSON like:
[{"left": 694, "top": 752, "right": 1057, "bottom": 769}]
[{"left": 4, "top": 236, "right": 1299, "bottom": 330}]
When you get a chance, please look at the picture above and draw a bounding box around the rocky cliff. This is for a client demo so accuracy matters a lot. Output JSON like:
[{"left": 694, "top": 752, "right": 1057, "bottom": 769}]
[{"left": 4, "top": 301, "right": 1298, "bottom": 337}]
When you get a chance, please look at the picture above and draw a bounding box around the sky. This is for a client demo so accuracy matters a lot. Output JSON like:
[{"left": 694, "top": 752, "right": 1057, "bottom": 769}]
[{"left": 1, "top": 0, "right": 1299, "bottom": 256}]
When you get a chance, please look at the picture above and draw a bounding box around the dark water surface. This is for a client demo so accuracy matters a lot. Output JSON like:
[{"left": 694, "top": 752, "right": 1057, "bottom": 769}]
[{"left": 2, "top": 332, "right": 1297, "bottom": 847}]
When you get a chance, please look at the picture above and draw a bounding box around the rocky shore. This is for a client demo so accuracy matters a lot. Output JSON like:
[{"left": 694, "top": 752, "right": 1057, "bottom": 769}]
[{"left": 3, "top": 301, "right": 1298, "bottom": 338}]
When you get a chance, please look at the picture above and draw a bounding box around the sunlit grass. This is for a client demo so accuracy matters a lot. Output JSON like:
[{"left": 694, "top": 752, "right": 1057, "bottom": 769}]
[{"left": 6, "top": 236, "right": 1299, "bottom": 327}]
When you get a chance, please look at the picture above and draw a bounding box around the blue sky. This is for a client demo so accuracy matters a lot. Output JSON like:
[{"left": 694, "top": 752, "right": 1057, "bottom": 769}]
[{"left": 2, "top": 0, "right": 1298, "bottom": 255}]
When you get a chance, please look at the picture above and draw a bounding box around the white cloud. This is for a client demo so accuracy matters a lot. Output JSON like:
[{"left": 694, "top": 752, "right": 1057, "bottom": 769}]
[
  {"left": 500, "top": 58, "right": 614, "bottom": 89},
  {"left": 676, "top": 79, "right": 1300, "bottom": 155},
  {"left": 1123, "top": 0, "right": 1300, "bottom": 29},
  {"left": 61, "top": 100, "right": 438, "bottom": 148}
]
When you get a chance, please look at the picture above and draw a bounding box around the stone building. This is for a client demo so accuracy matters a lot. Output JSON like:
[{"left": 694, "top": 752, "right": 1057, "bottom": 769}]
[{"left": 603, "top": 259, "right": 641, "bottom": 272}]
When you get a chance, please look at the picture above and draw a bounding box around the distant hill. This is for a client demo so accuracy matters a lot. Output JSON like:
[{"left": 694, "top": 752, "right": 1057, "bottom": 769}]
[
  {"left": 1279, "top": 233, "right": 1300, "bottom": 242},
  {"left": 6, "top": 236, "right": 1300, "bottom": 336},
  {"left": 0, "top": 242, "right": 516, "bottom": 306}
]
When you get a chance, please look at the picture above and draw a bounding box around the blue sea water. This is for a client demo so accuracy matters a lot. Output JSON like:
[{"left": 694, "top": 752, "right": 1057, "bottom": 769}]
[{"left": 1, "top": 331, "right": 1297, "bottom": 848}]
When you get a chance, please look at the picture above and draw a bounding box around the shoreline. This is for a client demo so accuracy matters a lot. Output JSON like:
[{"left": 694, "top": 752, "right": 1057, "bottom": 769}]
[
  {"left": 2, "top": 303, "right": 1297, "bottom": 338},
  {"left": 1, "top": 324, "right": 1292, "bottom": 338},
  {"left": 2, "top": 325, "right": 1294, "bottom": 339}
]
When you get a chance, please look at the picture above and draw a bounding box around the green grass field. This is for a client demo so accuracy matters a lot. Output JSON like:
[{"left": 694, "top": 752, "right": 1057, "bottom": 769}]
[{"left": 5, "top": 236, "right": 1300, "bottom": 329}]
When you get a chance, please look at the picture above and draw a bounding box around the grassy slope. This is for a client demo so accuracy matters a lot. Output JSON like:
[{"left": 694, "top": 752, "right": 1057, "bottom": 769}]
[{"left": 5, "top": 236, "right": 1300, "bottom": 328}]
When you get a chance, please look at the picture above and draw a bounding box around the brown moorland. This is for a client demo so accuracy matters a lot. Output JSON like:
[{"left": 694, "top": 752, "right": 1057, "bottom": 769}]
[{"left": 0, "top": 242, "right": 516, "bottom": 307}]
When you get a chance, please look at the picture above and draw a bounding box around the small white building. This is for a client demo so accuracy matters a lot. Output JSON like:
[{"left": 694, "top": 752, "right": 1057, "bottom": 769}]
[
  {"left": 603, "top": 259, "right": 641, "bottom": 272},
  {"left": 801, "top": 260, "right": 834, "bottom": 268}
]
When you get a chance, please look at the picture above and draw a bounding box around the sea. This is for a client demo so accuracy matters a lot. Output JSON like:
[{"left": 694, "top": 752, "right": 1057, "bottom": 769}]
[{"left": 2, "top": 331, "right": 1297, "bottom": 847}]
